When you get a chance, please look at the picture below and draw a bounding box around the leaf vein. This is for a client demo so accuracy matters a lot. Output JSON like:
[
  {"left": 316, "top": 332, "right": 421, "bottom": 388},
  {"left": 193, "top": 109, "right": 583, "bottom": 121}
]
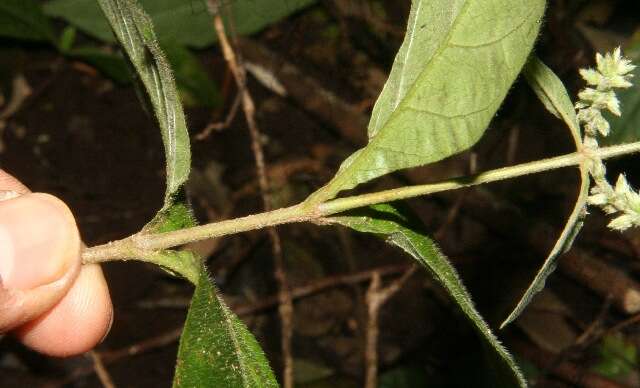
[{"left": 448, "top": 5, "right": 536, "bottom": 49}]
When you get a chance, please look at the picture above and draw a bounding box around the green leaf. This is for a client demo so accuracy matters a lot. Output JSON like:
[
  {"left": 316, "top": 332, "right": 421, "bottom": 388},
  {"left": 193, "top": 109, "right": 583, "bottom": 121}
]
[
  {"left": 144, "top": 250, "right": 201, "bottom": 285},
  {"left": 161, "top": 40, "right": 221, "bottom": 108},
  {"left": 501, "top": 57, "right": 590, "bottom": 328},
  {"left": 330, "top": 204, "right": 526, "bottom": 388},
  {"left": 174, "top": 267, "right": 279, "bottom": 387},
  {"left": 0, "top": 0, "right": 56, "bottom": 42},
  {"left": 145, "top": 201, "right": 196, "bottom": 233},
  {"left": 208, "top": 0, "right": 317, "bottom": 47},
  {"left": 307, "top": 0, "right": 546, "bottom": 203},
  {"left": 44, "top": 0, "right": 317, "bottom": 48},
  {"left": 97, "top": 1, "right": 202, "bottom": 289},
  {"left": 97, "top": 0, "right": 191, "bottom": 211},
  {"left": 523, "top": 56, "right": 582, "bottom": 144},
  {"left": 501, "top": 168, "right": 588, "bottom": 328}
]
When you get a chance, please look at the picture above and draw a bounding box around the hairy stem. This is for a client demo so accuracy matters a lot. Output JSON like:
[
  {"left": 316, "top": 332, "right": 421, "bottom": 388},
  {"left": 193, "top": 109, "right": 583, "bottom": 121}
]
[
  {"left": 82, "top": 141, "right": 640, "bottom": 264},
  {"left": 82, "top": 204, "right": 308, "bottom": 261}
]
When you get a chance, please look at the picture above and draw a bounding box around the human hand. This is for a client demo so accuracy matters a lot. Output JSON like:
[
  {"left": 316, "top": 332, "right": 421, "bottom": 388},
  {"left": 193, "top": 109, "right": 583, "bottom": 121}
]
[{"left": 0, "top": 169, "right": 113, "bottom": 356}]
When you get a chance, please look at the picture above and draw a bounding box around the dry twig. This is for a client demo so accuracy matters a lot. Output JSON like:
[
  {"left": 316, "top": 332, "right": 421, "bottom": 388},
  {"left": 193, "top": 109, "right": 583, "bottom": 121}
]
[
  {"left": 0, "top": 75, "right": 32, "bottom": 121},
  {"left": 206, "top": 4, "right": 294, "bottom": 385},
  {"left": 606, "top": 312, "right": 640, "bottom": 336},
  {"left": 88, "top": 351, "right": 116, "bottom": 388},
  {"left": 195, "top": 93, "right": 242, "bottom": 140},
  {"left": 364, "top": 266, "right": 417, "bottom": 388},
  {"left": 230, "top": 158, "right": 329, "bottom": 203},
  {"left": 574, "top": 295, "right": 614, "bottom": 347},
  {"left": 574, "top": 311, "right": 640, "bottom": 356}
]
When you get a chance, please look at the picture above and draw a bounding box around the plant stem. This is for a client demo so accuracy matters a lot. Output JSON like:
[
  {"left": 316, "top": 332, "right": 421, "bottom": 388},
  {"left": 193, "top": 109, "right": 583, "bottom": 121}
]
[
  {"left": 321, "top": 141, "right": 640, "bottom": 214},
  {"left": 320, "top": 150, "right": 580, "bottom": 214},
  {"left": 82, "top": 204, "right": 309, "bottom": 262},
  {"left": 82, "top": 141, "right": 640, "bottom": 263}
]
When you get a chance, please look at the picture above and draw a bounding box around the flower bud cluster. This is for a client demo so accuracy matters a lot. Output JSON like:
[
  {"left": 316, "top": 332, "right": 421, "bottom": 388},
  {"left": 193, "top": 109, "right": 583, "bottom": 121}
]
[
  {"left": 577, "top": 48, "right": 635, "bottom": 137},
  {"left": 577, "top": 48, "right": 638, "bottom": 231}
]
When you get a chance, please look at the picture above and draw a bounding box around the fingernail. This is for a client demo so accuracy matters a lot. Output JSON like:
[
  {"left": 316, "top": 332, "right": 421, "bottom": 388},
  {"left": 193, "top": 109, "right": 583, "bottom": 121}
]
[{"left": 0, "top": 193, "right": 80, "bottom": 290}]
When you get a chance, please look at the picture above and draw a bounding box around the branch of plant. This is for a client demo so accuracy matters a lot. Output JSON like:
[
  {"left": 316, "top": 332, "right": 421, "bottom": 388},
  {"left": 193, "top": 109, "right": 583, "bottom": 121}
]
[{"left": 82, "top": 141, "right": 640, "bottom": 265}]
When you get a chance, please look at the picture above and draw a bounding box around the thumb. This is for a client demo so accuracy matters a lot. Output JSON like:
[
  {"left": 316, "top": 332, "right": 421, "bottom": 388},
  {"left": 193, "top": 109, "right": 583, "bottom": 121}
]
[{"left": 0, "top": 193, "right": 80, "bottom": 332}]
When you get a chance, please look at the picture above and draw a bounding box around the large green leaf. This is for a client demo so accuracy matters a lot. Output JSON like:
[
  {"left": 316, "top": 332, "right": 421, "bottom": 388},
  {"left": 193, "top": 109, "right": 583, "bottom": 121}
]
[
  {"left": 307, "top": 0, "right": 546, "bottom": 204},
  {"left": 0, "top": 0, "right": 55, "bottom": 42},
  {"left": 330, "top": 204, "right": 526, "bottom": 388},
  {"left": 44, "top": 0, "right": 317, "bottom": 48},
  {"left": 501, "top": 57, "right": 589, "bottom": 328},
  {"left": 97, "top": 0, "right": 191, "bottom": 213},
  {"left": 174, "top": 267, "right": 278, "bottom": 387}
]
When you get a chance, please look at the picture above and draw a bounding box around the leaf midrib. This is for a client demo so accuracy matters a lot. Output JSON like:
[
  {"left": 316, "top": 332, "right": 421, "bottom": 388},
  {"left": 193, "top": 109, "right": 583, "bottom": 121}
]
[
  {"left": 217, "top": 295, "right": 254, "bottom": 387},
  {"left": 392, "top": 0, "right": 424, "bottom": 114}
]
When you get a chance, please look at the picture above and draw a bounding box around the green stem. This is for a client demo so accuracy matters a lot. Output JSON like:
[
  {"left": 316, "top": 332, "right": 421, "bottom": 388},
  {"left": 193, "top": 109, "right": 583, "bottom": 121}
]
[
  {"left": 82, "top": 141, "right": 640, "bottom": 264},
  {"left": 321, "top": 148, "right": 581, "bottom": 214}
]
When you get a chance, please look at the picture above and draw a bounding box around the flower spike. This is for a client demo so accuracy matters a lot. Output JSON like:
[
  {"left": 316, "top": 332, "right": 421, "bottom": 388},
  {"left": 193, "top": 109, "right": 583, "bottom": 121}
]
[{"left": 579, "top": 48, "right": 639, "bottom": 231}]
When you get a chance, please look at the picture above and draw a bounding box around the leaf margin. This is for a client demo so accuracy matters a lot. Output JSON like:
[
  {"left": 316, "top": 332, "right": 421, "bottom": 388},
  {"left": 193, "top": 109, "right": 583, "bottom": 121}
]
[{"left": 97, "top": 0, "right": 192, "bottom": 211}]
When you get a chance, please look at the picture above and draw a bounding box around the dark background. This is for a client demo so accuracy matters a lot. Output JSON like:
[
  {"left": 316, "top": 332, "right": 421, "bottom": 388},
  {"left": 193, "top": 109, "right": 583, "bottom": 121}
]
[{"left": 2, "top": 1, "right": 640, "bottom": 387}]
